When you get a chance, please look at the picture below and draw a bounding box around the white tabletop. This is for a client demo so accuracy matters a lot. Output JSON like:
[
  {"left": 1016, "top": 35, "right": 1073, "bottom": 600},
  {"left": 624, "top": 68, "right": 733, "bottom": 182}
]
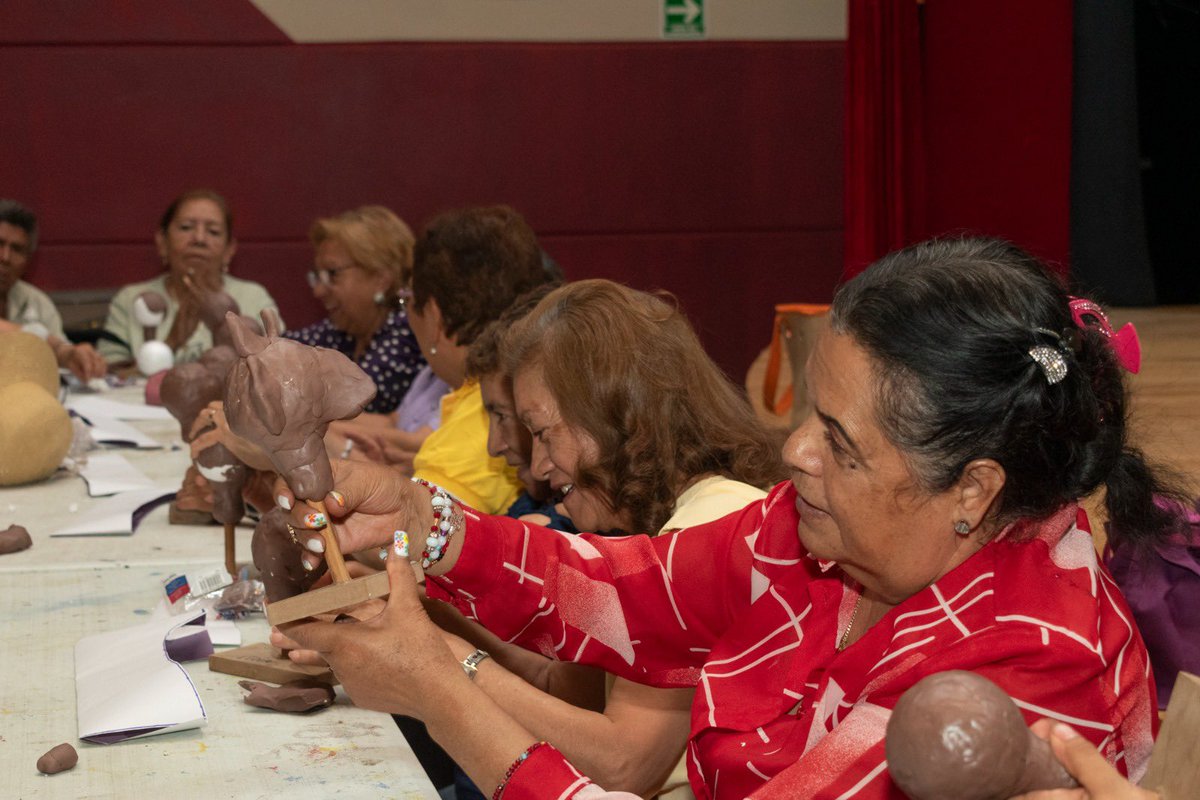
[{"left": 0, "top": 384, "right": 438, "bottom": 799}]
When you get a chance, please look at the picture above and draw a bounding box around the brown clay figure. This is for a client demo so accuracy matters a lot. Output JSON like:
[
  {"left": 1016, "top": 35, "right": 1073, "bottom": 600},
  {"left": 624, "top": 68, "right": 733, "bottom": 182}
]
[
  {"left": 161, "top": 356, "right": 249, "bottom": 574},
  {"left": 239, "top": 679, "right": 335, "bottom": 713},
  {"left": 36, "top": 742, "right": 78, "bottom": 774},
  {"left": 223, "top": 310, "right": 375, "bottom": 587},
  {"left": 223, "top": 310, "right": 376, "bottom": 503},
  {"left": 885, "top": 670, "right": 1077, "bottom": 800},
  {"left": 0, "top": 524, "right": 33, "bottom": 555},
  {"left": 224, "top": 310, "right": 386, "bottom": 624},
  {"left": 252, "top": 507, "right": 327, "bottom": 602}
]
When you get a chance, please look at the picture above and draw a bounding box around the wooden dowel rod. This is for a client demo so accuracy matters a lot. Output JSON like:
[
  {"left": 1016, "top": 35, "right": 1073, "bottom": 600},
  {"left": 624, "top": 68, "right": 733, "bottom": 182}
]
[
  {"left": 307, "top": 499, "right": 350, "bottom": 584},
  {"left": 224, "top": 522, "right": 237, "bottom": 578}
]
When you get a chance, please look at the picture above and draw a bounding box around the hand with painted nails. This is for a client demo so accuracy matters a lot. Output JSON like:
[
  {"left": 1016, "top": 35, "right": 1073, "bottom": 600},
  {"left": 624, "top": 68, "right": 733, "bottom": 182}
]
[
  {"left": 273, "top": 459, "right": 442, "bottom": 574},
  {"left": 1009, "top": 721, "right": 1159, "bottom": 800},
  {"left": 279, "top": 540, "right": 466, "bottom": 719}
]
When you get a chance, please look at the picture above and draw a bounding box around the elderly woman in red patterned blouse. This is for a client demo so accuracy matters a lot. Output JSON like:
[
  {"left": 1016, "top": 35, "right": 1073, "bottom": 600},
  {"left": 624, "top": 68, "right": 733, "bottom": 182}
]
[{"left": 275, "top": 238, "right": 1181, "bottom": 799}]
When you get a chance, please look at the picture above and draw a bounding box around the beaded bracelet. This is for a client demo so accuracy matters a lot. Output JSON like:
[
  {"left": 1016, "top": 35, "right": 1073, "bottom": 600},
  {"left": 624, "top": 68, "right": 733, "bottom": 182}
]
[
  {"left": 411, "top": 477, "right": 460, "bottom": 569},
  {"left": 491, "top": 741, "right": 548, "bottom": 800}
]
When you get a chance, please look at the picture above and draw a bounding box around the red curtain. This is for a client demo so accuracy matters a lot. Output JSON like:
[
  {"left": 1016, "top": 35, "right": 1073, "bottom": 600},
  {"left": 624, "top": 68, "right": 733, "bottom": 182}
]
[{"left": 843, "top": 0, "right": 926, "bottom": 279}]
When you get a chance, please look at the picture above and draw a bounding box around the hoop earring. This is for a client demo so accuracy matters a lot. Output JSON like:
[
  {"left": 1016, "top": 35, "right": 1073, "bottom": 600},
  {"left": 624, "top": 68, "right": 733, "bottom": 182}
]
[{"left": 954, "top": 520, "right": 971, "bottom": 536}]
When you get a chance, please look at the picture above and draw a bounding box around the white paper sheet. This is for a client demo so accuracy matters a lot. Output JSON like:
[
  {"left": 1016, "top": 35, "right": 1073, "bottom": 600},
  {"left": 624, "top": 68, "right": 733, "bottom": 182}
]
[
  {"left": 81, "top": 415, "right": 163, "bottom": 449},
  {"left": 75, "top": 609, "right": 209, "bottom": 743},
  {"left": 80, "top": 453, "right": 157, "bottom": 496},
  {"left": 51, "top": 488, "right": 175, "bottom": 536},
  {"left": 67, "top": 395, "right": 174, "bottom": 422},
  {"left": 155, "top": 597, "right": 243, "bottom": 647}
]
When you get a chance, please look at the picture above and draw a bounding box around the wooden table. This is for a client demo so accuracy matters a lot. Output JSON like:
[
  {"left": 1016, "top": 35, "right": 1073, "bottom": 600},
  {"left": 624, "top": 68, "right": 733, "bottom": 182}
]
[{"left": 0, "top": 385, "right": 438, "bottom": 799}]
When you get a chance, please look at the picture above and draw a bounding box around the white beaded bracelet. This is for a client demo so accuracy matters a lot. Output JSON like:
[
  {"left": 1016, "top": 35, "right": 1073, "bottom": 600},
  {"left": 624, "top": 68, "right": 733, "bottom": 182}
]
[{"left": 411, "top": 477, "right": 460, "bottom": 569}]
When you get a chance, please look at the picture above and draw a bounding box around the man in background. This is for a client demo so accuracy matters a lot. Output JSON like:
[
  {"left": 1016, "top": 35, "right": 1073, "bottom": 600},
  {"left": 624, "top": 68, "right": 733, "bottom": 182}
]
[{"left": 0, "top": 198, "right": 107, "bottom": 381}]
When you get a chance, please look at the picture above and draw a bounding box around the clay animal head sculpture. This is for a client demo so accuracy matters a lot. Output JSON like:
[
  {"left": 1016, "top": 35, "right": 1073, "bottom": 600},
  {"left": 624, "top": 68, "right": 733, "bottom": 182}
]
[
  {"left": 885, "top": 671, "right": 1077, "bottom": 800},
  {"left": 223, "top": 310, "right": 376, "bottom": 500}
]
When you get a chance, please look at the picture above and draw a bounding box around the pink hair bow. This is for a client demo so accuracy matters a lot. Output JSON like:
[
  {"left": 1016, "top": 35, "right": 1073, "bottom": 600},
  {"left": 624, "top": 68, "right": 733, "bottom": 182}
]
[{"left": 1068, "top": 297, "right": 1142, "bottom": 374}]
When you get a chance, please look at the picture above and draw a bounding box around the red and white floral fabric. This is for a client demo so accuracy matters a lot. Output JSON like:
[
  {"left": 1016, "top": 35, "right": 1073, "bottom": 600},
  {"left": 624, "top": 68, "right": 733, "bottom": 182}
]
[{"left": 429, "top": 482, "right": 1157, "bottom": 799}]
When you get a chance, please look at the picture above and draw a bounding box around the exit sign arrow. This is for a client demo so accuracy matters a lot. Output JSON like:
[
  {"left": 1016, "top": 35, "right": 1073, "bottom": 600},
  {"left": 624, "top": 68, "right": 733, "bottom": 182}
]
[
  {"left": 665, "top": 0, "right": 701, "bottom": 24},
  {"left": 663, "top": 0, "right": 704, "bottom": 37}
]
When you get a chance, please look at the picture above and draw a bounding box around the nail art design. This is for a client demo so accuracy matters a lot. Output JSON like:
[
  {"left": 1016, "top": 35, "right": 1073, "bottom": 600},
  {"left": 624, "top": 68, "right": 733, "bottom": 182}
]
[
  {"left": 329, "top": 491, "right": 346, "bottom": 508},
  {"left": 303, "top": 512, "right": 327, "bottom": 529},
  {"left": 394, "top": 530, "right": 410, "bottom": 559}
]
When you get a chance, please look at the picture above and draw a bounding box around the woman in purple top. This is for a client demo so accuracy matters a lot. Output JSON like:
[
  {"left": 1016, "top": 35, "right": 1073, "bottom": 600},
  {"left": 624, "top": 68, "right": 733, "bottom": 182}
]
[{"left": 284, "top": 206, "right": 424, "bottom": 414}]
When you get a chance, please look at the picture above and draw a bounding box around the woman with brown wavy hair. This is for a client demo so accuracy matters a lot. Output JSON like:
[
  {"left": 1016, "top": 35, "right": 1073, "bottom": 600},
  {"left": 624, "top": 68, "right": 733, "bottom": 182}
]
[
  {"left": 428, "top": 278, "right": 787, "bottom": 798},
  {"left": 505, "top": 279, "right": 785, "bottom": 536}
]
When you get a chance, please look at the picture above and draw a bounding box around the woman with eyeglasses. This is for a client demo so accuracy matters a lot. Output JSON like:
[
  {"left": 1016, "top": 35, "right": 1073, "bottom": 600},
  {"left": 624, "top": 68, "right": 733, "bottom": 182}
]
[
  {"left": 283, "top": 205, "right": 426, "bottom": 415},
  {"left": 100, "top": 189, "right": 282, "bottom": 368}
]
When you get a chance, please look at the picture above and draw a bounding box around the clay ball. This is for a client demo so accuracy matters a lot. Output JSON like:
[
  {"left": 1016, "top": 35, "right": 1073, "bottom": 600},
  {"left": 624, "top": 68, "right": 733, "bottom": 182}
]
[
  {"left": 36, "top": 742, "right": 78, "bottom": 774},
  {"left": 886, "top": 671, "right": 1030, "bottom": 800},
  {"left": 0, "top": 524, "right": 33, "bottom": 555}
]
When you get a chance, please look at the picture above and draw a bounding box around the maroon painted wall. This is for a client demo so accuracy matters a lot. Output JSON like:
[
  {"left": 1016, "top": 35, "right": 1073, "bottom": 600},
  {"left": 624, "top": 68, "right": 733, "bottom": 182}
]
[
  {"left": 921, "top": 1, "right": 1073, "bottom": 270},
  {"left": 1, "top": 2, "right": 845, "bottom": 380}
]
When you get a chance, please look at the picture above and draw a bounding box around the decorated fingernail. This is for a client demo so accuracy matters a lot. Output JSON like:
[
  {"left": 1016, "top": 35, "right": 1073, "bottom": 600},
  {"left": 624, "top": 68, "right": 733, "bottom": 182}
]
[
  {"left": 303, "top": 512, "right": 327, "bottom": 529},
  {"left": 329, "top": 491, "right": 346, "bottom": 508},
  {"left": 277, "top": 495, "right": 292, "bottom": 511},
  {"left": 393, "top": 530, "right": 410, "bottom": 559},
  {"left": 305, "top": 537, "right": 325, "bottom": 554}
]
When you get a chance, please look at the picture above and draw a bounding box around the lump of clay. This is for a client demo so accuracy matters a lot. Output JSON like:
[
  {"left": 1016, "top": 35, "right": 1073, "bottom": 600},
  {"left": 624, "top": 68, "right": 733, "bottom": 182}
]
[
  {"left": 224, "top": 310, "right": 376, "bottom": 500},
  {"left": 252, "top": 507, "right": 327, "bottom": 602},
  {"left": 36, "top": 742, "right": 78, "bottom": 774},
  {"left": 0, "top": 524, "right": 33, "bottom": 555},
  {"left": 885, "top": 670, "right": 1077, "bottom": 800},
  {"left": 0, "top": 381, "right": 73, "bottom": 486},
  {"left": 239, "top": 679, "right": 335, "bottom": 713}
]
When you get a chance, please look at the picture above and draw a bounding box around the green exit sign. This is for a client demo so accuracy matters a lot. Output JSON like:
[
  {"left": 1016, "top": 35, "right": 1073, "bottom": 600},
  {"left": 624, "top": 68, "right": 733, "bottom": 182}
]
[{"left": 664, "top": 0, "right": 705, "bottom": 38}]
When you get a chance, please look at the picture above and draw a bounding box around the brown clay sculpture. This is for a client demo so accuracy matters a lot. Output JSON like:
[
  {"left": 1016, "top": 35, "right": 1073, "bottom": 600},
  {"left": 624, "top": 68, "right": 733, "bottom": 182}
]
[
  {"left": 223, "top": 310, "right": 376, "bottom": 502},
  {"left": 0, "top": 524, "right": 33, "bottom": 555},
  {"left": 885, "top": 670, "right": 1077, "bottom": 800},
  {"left": 36, "top": 742, "right": 78, "bottom": 774}
]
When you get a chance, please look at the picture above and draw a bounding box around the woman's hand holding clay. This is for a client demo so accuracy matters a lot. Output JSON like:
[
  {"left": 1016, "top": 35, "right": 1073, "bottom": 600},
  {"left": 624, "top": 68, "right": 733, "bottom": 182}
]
[
  {"left": 279, "top": 542, "right": 467, "bottom": 719},
  {"left": 273, "top": 459, "right": 437, "bottom": 573},
  {"left": 1009, "top": 721, "right": 1159, "bottom": 800}
]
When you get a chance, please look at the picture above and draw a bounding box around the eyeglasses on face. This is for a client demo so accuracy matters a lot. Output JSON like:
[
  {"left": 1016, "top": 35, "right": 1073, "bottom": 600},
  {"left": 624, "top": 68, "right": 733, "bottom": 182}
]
[{"left": 306, "top": 264, "right": 357, "bottom": 288}]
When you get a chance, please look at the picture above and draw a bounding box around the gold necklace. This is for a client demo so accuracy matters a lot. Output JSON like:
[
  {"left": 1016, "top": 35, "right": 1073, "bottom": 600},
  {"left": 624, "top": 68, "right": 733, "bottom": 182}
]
[{"left": 837, "top": 595, "right": 863, "bottom": 651}]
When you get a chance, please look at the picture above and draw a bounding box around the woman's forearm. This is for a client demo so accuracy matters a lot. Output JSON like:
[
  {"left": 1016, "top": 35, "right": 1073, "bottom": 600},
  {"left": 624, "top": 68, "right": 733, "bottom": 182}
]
[{"left": 443, "top": 636, "right": 690, "bottom": 796}]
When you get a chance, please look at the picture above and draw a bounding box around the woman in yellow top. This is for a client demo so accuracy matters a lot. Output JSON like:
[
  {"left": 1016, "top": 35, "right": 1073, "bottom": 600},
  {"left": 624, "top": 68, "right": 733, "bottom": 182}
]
[{"left": 391, "top": 205, "right": 558, "bottom": 514}]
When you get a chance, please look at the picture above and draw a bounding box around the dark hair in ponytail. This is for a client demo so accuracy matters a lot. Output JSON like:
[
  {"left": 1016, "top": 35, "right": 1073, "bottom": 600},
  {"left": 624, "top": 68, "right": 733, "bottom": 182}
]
[{"left": 830, "top": 236, "right": 1190, "bottom": 545}]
